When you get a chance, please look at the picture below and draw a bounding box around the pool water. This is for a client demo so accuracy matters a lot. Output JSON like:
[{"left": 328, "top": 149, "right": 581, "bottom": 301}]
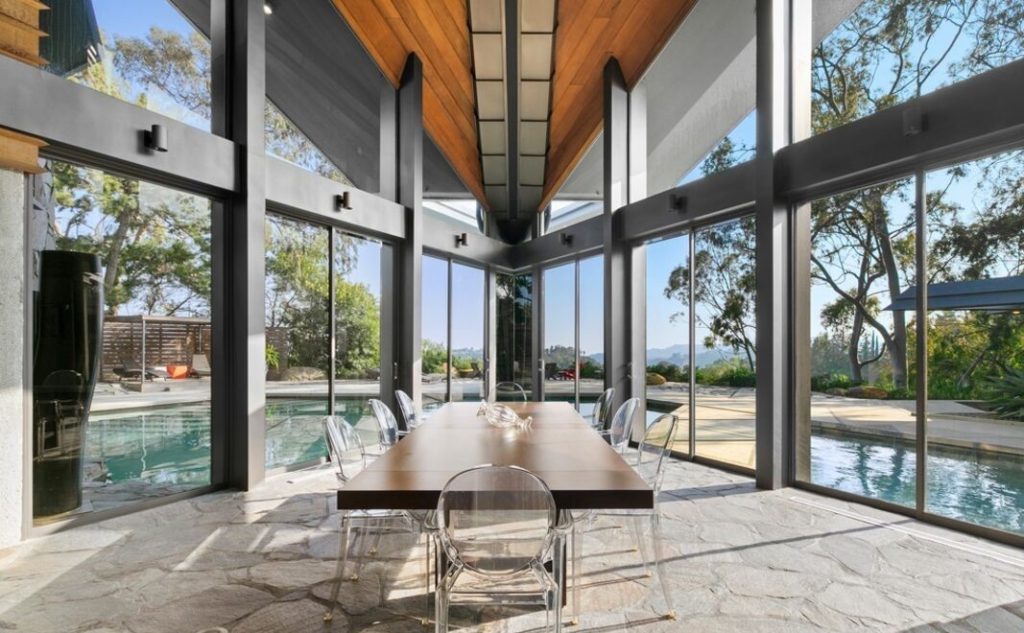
[{"left": 810, "top": 434, "right": 1024, "bottom": 536}]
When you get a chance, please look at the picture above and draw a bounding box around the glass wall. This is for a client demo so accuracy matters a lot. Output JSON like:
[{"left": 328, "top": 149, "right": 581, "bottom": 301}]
[
  {"left": 264, "top": 216, "right": 383, "bottom": 469},
  {"left": 42, "top": 1, "right": 211, "bottom": 131},
  {"left": 693, "top": 217, "right": 757, "bottom": 469},
  {"left": 645, "top": 234, "right": 691, "bottom": 453},
  {"left": 31, "top": 160, "right": 213, "bottom": 521},
  {"left": 541, "top": 256, "right": 605, "bottom": 411},
  {"left": 496, "top": 272, "right": 534, "bottom": 400},
  {"left": 802, "top": 178, "right": 917, "bottom": 505},
  {"left": 421, "top": 256, "right": 487, "bottom": 410},
  {"left": 449, "top": 263, "right": 486, "bottom": 402},
  {"left": 812, "top": 0, "right": 1024, "bottom": 136},
  {"left": 264, "top": 214, "right": 330, "bottom": 469},
  {"left": 924, "top": 150, "right": 1024, "bottom": 536},
  {"left": 542, "top": 262, "right": 577, "bottom": 404}
]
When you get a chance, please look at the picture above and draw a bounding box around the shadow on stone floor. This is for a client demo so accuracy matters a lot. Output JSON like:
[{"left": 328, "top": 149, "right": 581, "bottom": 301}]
[
  {"left": 900, "top": 599, "right": 1024, "bottom": 632},
  {"left": 660, "top": 482, "right": 758, "bottom": 499}
]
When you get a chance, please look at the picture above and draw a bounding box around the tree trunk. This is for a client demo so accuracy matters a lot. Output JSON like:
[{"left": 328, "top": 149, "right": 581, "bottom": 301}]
[{"left": 873, "top": 195, "right": 909, "bottom": 390}]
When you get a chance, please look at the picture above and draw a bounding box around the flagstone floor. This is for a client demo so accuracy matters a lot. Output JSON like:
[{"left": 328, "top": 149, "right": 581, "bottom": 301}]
[{"left": 1, "top": 459, "right": 1023, "bottom": 633}]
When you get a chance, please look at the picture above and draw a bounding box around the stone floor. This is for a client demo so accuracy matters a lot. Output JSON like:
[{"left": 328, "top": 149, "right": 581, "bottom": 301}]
[{"left": 2, "top": 460, "right": 1024, "bottom": 633}]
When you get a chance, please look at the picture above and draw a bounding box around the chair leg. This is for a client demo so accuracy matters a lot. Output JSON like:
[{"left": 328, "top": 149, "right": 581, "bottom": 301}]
[
  {"left": 571, "top": 522, "right": 581, "bottom": 626},
  {"left": 649, "top": 513, "right": 675, "bottom": 620},
  {"left": 324, "top": 514, "right": 352, "bottom": 623},
  {"left": 421, "top": 530, "right": 431, "bottom": 626},
  {"left": 553, "top": 532, "right": 564, "bottom": 633},
  {"left": 632, "top": 516, "right": 650, "bottom": 577}
]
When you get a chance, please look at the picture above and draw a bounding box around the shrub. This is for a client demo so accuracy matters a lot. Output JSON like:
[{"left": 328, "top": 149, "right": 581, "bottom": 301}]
[
  {"left": 646, "top": 361, "right": 687, "bottom": 383},
  {"left": 265, "top": 344, "right": 280, "bottom": 370},
  {"left": 986, "top": 368, "right": 1024, "bottom": 421},
  {"left": 696, "top": 361, "right": 756, "bottom": 387},
  {"left": 811, "top": 372, "right": 851, "bottom": 393},
  {"left": 646, "top": 372, "right": 667, "bottom": 386}
]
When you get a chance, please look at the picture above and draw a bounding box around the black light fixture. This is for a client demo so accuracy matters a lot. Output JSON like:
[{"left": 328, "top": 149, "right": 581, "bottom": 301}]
[
  {"left": 455, "top": 233, "right": 468, "bottom": 247},
  {"left": 334, "top": 192, "right": 351, "bottom": 212},
  {"left": 670, "top": 194, "right": 687, "bottom": 213},
  {"left": 144, "top": 124, "right": 167, "bottom": 152},
  {"left": 560, "top": 232, "right": 573, "bottom": 246},
  {"left": 902, "top": 105, "right": 924, "bottom": 136}
]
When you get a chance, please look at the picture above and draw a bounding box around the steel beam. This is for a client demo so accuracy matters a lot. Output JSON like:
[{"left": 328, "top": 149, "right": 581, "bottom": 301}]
[
  {"left": 422, "top": 215, "right": 513, "bottom": 269},
  {"left": 0, "top": 55, "right": 235, "bottom": 195},
  {"left": 396, "top": 55, "right": 424, "bottom": 407}
]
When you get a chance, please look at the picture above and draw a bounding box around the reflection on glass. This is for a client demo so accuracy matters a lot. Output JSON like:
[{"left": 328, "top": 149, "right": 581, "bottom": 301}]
[
  {"left": 422, "top": 255, "right": 449, "bottom": 412},
  {"left": 678, "top": 110, "right": 756, "bottom": 186},
  {"left": 496, "top": 273, "right": 534, "bottom": 400},
  {"left": 449, "top": 263, "right": 485, "bottom": 402},
  {"left": 812, "top": 1, "right": 1024, "bottom": 136},
  {"left": 334, "top": 234, "right": 383, "bottom": 448},
  {"left": 693, "top": 217, "right": 757, "bottom": 469},
  {"left": 646, "top": 235, "right": 691, "bottom": 454},
  {"left": 543, "top": 263, "right": 577, "bottom": 405},
  {"left": 42, "top": 1, "right": 211, "bottom": 130},
  {"left": 578, "top": 256, "right": 604, "bottom": 416},
  {"left": 266, "top": 101, "right": 351, "bottom": 184},
  {"left": 264, "top": 214, "right": 330, "bottom": 469},
  {"left": 925, "top": 150, "right": 1024, "bottom": 535},
  {"left": 804, "top": 178, "right": 916, "bottom": 504},
  {"left": 33, "top": 161, "right": 213, "bottom": 520}
]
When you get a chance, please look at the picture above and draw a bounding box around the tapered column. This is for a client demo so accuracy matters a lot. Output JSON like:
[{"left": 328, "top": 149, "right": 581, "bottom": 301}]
[{"left": 395, "top": 55, "right": 424, "bottom": 407}]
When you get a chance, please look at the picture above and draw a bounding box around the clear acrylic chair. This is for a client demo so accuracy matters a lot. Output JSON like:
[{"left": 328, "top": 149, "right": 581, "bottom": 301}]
[
  {"left": 367, "top": 398, "right": 403, "bottom": 455},
  {"left": 588, "top": 387, "right": 615, "bottom": 431},
  {"left": 435, "top": 465, "right": 570, "bottom": 633},
  {"left": 601, "top": 397, "right": 640, "bottom": 453},
  {"left": 395, "top": 389, "right": 420, "bottom": 432},
  {"left": 322, "top": 416, "right": 421, "bottom": 623},
  {"left": 494, "top": 381, "right": 528, "bottom": 402},
  {"left": 571, "top": 413, "right": 678, "bottom": 623}
]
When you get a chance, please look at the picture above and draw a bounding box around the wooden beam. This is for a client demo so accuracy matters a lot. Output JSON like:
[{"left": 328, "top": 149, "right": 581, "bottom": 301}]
[
  {"left": 0, "top": 126, "right": 45, "bottom": 173},
  {"left": 0, "top": 0, "right": 46, "bottom": 68}
]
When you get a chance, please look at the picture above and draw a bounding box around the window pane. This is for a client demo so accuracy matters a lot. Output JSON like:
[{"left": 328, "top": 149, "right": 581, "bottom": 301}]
[
  {"left": 678, "top": 111, "right": 756, "bottom": 186},
  {"left": 42, "top": 1, "right": 211, "bottom": 130},
  {"left": 334, "top": 234, "right": 382, "bottom": 447},
  {"left": 449, "top": 263, "right": 485, "bottom": 403},
  {"left": 803, "top": 178, "right": 917, "bottom": 505},
  {"left": 813, "top": 1, "right": 1024, "bottom": 135},
  {"left": 543, "top": 263, "right": 576, "bottom": 405},
  {"left": 925, "top": 150, "right": 1024, "bottom": 536},
  {"left": 646, "top": 235, "right": 691, "bottom": 454},
  {"left": 422, "top": 255, "right": 449, "bottom": 412},
  {"left": 33, "top": 160, "right": 213, "bottom": 520},
  {"left": 266, "top": 101, "right": 352, "bottom": 184},
  {"left": 694, "top": 216, "right": 757, "bottom": 469},
  {"left": 496, "top": 273, "right": 534, "bottom": 400},
  {"left": 264, "top": 214, "right": 330, "bottom": 469},
  {"left": 578, "top": 255, "right": 604, "bottom": 415}
]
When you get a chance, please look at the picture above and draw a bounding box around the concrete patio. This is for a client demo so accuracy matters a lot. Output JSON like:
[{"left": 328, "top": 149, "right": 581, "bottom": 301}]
[{"left": 2, "top": 459, "right": 1023, "bottom": 633}]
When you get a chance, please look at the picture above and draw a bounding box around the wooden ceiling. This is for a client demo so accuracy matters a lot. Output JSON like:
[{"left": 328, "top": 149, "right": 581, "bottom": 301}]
[
  {"left": 333, "top": 0, "right": 696, "bottom": 213},
  {"left": 542, "top": 0, "right": 696, "bottom": 210},
  {"left": 331, "top": 0, "right": 486, "bottom": 204}
]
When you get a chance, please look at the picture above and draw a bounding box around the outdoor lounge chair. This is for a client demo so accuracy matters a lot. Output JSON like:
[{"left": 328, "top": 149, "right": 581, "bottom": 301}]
[{"left": 191, "top": 353, "right": 212, "bottom": 377}]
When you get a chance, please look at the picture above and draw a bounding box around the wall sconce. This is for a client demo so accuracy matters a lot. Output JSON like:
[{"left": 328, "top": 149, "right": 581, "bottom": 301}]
[
  {"left": 334, "top": 192, "right": 351, "bottom": 212},
  {"left": 144, "top": 124, "right": 167, "bottom": 152},
  {"left": 560, "top": 233, "right": 573, "bottom": 246},
  {"left": 670, "top": 194, "right": 687, "bottom": 213},
  {"left": 902, "top": 106, "right": 924, "bottom": 136},
  {"left": 455, "top": 233, "right": 468, "bottom": 247}
]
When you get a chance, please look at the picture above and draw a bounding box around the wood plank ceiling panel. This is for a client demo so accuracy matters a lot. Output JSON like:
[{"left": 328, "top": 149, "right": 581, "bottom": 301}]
[
  {"left": 332, "top": 0, "right": 486, "bottom": 205},
  {"left": 541, "top": 0, "right": 696, "bottom": 210}
]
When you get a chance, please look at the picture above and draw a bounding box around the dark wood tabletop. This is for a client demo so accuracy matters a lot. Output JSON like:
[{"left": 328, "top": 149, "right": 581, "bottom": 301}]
[{"left": 337, "top": 401, "right": 653, "bottom": 511}]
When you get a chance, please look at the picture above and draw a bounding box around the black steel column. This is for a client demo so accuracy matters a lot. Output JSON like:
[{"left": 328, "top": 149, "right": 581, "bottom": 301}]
[
  {"left": 212, "top": 0, "right": 266, "bottom": 490},
  {"left": 396, "top": 55, "right": 424, "bottom": 406},
  {"left": 379, "top": 83, "right": 398, "bottom": 202},
  {"left": 755, "top": 0, "right": 809, "bottom": 489}
]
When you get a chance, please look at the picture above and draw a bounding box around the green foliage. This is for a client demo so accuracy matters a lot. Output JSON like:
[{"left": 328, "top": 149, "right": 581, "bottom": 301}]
[
  {"left": 695, "top": 359, "right": 756, "bottom": 388},
  {"left": 579, "top": 359, "right": 603, "bottom": 379},
  {"left": 646, "top": 361, "right": 688, "bottom": 383},
  {"left": 811, "top": 373, "right": 853, "bottom": 393},
  {"left": 422, "top": 340, "right": 447, "bottom": 375},
  {"left": 265, "top": 344, "right": 280, "bottom": 371},
  {"left": 986, "top": 367, "right": 1024, "bottom": 421},
  {"left": 646, "top": 372, "right": 667, "bottom": 386}
]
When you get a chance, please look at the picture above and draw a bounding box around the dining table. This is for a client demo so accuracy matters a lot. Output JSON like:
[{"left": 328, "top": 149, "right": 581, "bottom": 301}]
[{"left": 336, "top": 400, "right": 653, "bottom": 513}]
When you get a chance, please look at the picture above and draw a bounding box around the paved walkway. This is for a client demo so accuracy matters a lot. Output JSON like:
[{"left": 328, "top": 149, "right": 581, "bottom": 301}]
[{"left": 2, "top": 460, "right": 1022, "bottom": 632}]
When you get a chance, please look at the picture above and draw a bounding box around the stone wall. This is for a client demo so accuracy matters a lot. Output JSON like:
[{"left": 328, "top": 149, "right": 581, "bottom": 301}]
[{"left": 0, "top": 168, "right": 25, "bottom": 549}]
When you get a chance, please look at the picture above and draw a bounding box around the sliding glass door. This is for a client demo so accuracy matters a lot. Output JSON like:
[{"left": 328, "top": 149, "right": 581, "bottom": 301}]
[
  {"left": 264, "top": 212, "right": 384, "bottom": 470},
  {"left": 421, "top": 255, "right": 487, "bottom": 411},
  {"left": 541, "top": 255, "right": 605, "bottom": 412},
  {"left": 643, "top": 216, "right": 757, "bottom": 471}
]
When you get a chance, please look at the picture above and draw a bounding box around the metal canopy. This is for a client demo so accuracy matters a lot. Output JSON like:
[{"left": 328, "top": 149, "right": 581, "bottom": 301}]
[{"left": 886, "top": 276, "right": 1024, "bottom": 312}]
